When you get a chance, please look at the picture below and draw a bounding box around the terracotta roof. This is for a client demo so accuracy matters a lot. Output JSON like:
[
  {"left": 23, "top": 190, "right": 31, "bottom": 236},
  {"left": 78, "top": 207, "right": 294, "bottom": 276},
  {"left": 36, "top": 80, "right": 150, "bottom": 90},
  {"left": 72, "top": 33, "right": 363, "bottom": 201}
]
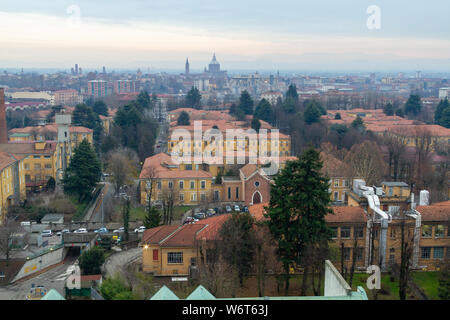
[
  {"left": 0, "top": 141, "right": 57, "bottom": 155},
  {"left": 326, "top": 206, "right": 367, "bottom": 223},
  {"left": 9, "top": 124, "right": 93, "bottom": 135},
  {"left": 139, "top": 153, "right": 213, "bottom": 180},
  {"left": 416, "top": 201, "right": 450, "bottom": 222},
  {"left": 80, "top": 274, "right": 102, "bottom": 281},
  {"left": 195, "top": 214, "right": 232, "bottom": 241},
  {"left": 248, "top": 202, "right": 269, "bottom": 221},
  {"left": 240, "top": 163, "right": 258, "bottom": 178},
  {"left": 142, "top": 225, "right": 179, "bottom": 244},
  {"left": 160, "top": 224, "right": 206, "bottom": 247},
  {"left": 0, "top": 152, "right": 19, "bottom": 171}
]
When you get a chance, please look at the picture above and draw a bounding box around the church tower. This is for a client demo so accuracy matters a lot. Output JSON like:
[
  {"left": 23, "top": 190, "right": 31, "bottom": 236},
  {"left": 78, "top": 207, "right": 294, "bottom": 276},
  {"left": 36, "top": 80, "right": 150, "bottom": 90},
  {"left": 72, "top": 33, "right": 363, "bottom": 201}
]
[{"left": 185, "top": 58, "right": 190, "bottom": 75}]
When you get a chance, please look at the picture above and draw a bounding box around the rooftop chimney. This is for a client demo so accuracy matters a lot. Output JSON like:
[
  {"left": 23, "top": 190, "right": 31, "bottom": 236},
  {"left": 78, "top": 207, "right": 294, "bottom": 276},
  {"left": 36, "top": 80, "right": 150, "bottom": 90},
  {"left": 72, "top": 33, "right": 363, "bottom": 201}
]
[{"left": 0, "top": 88, "right": 8, "bottom": 144}]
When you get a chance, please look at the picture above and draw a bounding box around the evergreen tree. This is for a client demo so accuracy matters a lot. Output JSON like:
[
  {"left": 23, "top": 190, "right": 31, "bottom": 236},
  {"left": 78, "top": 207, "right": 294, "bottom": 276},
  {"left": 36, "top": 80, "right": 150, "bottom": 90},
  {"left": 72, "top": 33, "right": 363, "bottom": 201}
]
[
  {"left": 93, "top": 100, "right": 108, "bottom": 116},
  {"left": 238, "top": 90, "right": 254, "bottom": 115},
  {"left": 286, "top": 84, "right": 299, "bottom": 102},
  {"left": 395, "top": 108, "right": 404, "bottom": 117},
  {"left": 404, "top": 94, "right": 422, "bottom": 116},
  {"left": 122, "top": 197, "right": 130, "bottom": 241},
  {"left": 304, "top": 101, "right": 321, "bottom": 124},
  {"left": 383, "top": 102, "right": 394, "bottom": 116},
  {"left": 185, "top": 87, "right": 202, "bottom": 109},
  {"left": 434, "top": 98, "right": 450, "bottom": 125},
  {"left": 137, "top": 91, "right": 151, "bottom": 110},
  {"left": 438, "top": 260, "right": 450, "bottom": 300},
  {"left": 229, "top": 103, "right": 237, "bottom": 115},
  {"left": 351, "top": 115, "right": 365, "bottom": 132},
  {"left": 334, "top": 113, "right": 342, "bottom": 120},
  {"left": 438, "top": 106, "right": 450, "bottom": 128},
  {"left": 265, "top": 148, "right": 332, "bottom": 295},
  {"left": 72, "top": 103, "right": 103, "bottom": 143},
  {"left": 251, "top": 117, "right": 261, "bottom": 132},
  {"left": 177, "top": 111, "right": 190, "bottom": 126},
  {"left": 143, "top": 206, "right": 161, "bottom": 229},
  {"left": 79, "top": 246, "right": 105, "bottom": 275},
  {"left": 215, "top": 170, "right": 223, "bottom": 185},
  {"left": 63, "top": 139, "right": 102, "bottom": 202},
  {"left": 254, "top": 98, "right": 274, "bottom": 123}
]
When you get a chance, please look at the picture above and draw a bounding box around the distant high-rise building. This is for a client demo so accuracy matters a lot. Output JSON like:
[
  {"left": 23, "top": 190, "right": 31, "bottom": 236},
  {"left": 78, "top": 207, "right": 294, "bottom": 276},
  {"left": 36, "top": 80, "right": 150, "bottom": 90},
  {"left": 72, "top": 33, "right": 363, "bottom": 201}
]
[
  {"left": 75, "top": 64, "right": 79, "bottom": 75},
  {"left": 88, "top": 80, "right": 108, "bottom": 97},
  {"left": 102, "top": 66, "right": 106, "bottom": 74},
  {"left": 416, "top": 71, "right": 422, "bottom": 79},
  {"left": 185, "top": 58, "right": 190, "bottom": 75},
  {"left": 208, "top": 53, "right": 220, "bottom": 74},
  {"left": 114, "top": 80, "right": 139, "bottom": 94}
]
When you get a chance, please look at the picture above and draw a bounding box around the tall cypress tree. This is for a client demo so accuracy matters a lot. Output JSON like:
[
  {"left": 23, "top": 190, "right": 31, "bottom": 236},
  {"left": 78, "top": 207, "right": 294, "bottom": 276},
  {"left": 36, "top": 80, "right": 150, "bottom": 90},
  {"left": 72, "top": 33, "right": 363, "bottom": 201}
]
[
  {"left": 63, "top": 139, "right": 102, "bottom": 202},
  {"left": 238, "top": 90, "right": 254, "bottom": 115},
  {"left": 265, "top": 148, "right": 332, "bottom": 295}
]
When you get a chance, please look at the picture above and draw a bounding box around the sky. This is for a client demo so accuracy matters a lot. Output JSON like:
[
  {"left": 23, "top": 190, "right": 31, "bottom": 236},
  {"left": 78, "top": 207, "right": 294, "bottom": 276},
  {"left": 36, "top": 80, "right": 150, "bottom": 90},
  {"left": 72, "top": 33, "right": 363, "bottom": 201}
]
[{"left": 0, "top": 0, "right": 449, "bottom": 72}]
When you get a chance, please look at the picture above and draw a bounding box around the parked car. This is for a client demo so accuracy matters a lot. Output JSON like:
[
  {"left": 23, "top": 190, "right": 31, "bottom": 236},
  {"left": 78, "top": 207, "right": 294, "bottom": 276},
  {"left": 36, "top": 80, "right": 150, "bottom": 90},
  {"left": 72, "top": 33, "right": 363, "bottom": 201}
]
[
  {"left": 61, "top": 229, "right": 70, "bottom": 233},
  {"left": 20, "top": 221, "right": 31, "bottom": 227},
  {"left": 225, "top": 205, "right": 232, "bottom": 213},
  {"left": 74, "top": 228, "right": 88, "bottom": 233},
  {"left": 193, "top": 212, "right": 206, "bottom": 220},
  {"left": 183, "top": 217, "right": 199, "bottom": 224},
  {"left": 41, "top": 230, "right": 53, "bottom": 237},
  {"left": 113, "top": 227, "right": 125, "bottom": 233},
  {"left": 56, "top": 232, "right": 62, "bottom": 237},
  {"left": 134, "top": 226, "right": 146, "bottom": 233},
  {"left": 94, "top": 227, "right": 108, "bottom": 233},
  {"left": 243, "top": 206, "right": 249, "bottom": 213},
  {"left": 207, "top": 209, "right": 216, "bottom": 217},
  {"left": 213, "top": 207, "right": 221, "bottom": 214},
  {"left": 234, "top": 205, "right": 241, "bottom": 212}
]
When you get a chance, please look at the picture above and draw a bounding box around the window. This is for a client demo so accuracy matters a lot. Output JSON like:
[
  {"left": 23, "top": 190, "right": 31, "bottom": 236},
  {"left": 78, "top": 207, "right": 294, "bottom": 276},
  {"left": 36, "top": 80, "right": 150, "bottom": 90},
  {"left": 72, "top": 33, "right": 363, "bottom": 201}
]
[
  {"left": 25, "top": 175, "right": 31, "bottom": 182},
  {"left": 153, "top": 249, "right": 158, "bottom": 261},
  {"left": 44, "top": 155, "right": 51, "bottom": 159},
  {"left": 344, "top": 180, "right": 349, "bottom": 187},
  {"left": 24, "top": 164, "right": 30, "bottom": 170},
  {"left": 190, "top": 257, "right": 197, "bottom": 266},
  {"left": 179, "top": 193, "right": 184, "bottom": 201},
  {"left": 254, "top": 181, "right": 260, "bottom": 187},
  {"left": 355, "top": 227, "right": 364, "bottom": 239},
  {"left": 356, "top": 248, "right": 364, "bottom": 261},
  {"left": 334, "top": 179, "right": 339, "bottom": 187},
  {"left": 200, "top": 193, "right": 206, "bottom": 201},
  {"left": 157, "top": 181, "right": 162, "bottom": 190},
  {"left": 33, "top": 155, "right": 40, "bottom": 159},
  {"left": 190, "top": 181, "right": 195, "bottom": 189},
  {"left": 433, "top": 247, "right": 444, "bottom": 259},
  {"left": 330, "top": 227, "right": 338, "bottom": 238},
  {"left": 435, "top": 225, "right": 444, "bottom": 238},
  {"left": 200, "top": 180, "right": 206, "bottom": 189},
  {"left": 340, "top": 227, "right": 351, "bottom": 238},
  {"left": 389, "top": 187, "right": 393, "bottom": 196},
  {"left": 191, "top": 193, "right": 197, "bottom": 201},
  {"left": 421, "top": 247, "right": 431, "bottom": 259},
  {"left": 343, "top": 247, "right": 351, "bottom": 260},
  {"left": 185, "top": 164, "right": 192, "bottom": 170},
  {"left": 390, "top": 228, "right": 396, "bottom": 239},
  {"left": 168, "top": 181, "right": 173, "bottom": 189},
  {"left": 45, "top": 164, "right": 52, "bottom": 169},
  {"left": 235, "top": 187, "right": 239, "bottom": 199},
  {"left": 179, "top": 181, "right": 184, "bottom": 189},
  {"left": 422, "top": 225, "right": 432, "bottom": 238},
  {"left": 214, "top": 190, "right": 220, "bottom": 201},
  {"left": 333, "top": 191, "right": 339, "bottom": 201},
  {"left": 228, "top": 187, "right": 231, "bottom": 200},
  {"left": 168, "top": 252, "right": 183, "bottom": 264},
  {"left": 34, "top": 164, "right": 41, "bottom": 170}
]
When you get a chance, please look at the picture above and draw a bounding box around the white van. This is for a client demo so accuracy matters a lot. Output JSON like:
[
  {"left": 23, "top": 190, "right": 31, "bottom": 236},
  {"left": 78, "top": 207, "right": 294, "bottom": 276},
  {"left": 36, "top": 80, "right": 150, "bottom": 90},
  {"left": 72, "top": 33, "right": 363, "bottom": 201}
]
[
  {"left": 41, "top": 230, "right": 53, "bottom": 237},
  {"left": 20, "top": 221, "right": 31, "bottom": 226}
]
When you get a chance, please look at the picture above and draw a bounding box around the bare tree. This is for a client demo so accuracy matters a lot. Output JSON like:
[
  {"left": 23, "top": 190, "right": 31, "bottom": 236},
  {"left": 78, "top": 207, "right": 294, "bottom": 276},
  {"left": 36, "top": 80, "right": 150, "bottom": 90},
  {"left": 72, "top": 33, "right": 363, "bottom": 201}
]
[
  {"left": 0, "top": 217, "right": 24, "bottom": 265},
  {"left": 398, "top": 210, "right": 414, "bottom": 300},
  {"left": 105, "top": 147, "right": 139, "bottom": 194}
]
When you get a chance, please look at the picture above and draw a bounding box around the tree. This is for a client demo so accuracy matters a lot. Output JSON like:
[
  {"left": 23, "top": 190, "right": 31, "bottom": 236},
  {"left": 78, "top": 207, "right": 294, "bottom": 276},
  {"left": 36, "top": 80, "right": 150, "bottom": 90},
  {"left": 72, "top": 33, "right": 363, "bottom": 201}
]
[
  {"left": 105, "top": 147, "right": 139, "bottom": 194},
  {"left": 344, "top": 141, "right": 387, "bottom": 185},
  {"left": 136, "top": 91, "right": 151, "bottom": 110},
  {"left": 63, "top": 139, "right": 102, "bottom": 202},
  {"left": 398, "top": 209, "right": 414, "bottom": 300},
  {"left": 177, "top": 111, "right": 190, "bottom": 126},
  {"left": 395, "top": 108, "right": 404, "bottom": 117},
  {"left": 304, "top": 101, "right": 321, "bottom": 124},
  {"left": 0, "top": 217, "right": 23, "bottom": 265},
  {"left": 438, "top": 106, "right": 450, "bottom": 128},
  {"left": 122, "top": 197, "right": 130, "bottom": 241},
  {"left": 404, "top": 94, "right": 422, "bottom": 117},
  {"left": 351, "top": 115, "right": 365, "bottom": 132},
  {"left": 143, "top": 206, "right": 161, "bottom": 229},
  {"left": 434, "top": 99, "right": 449, "bottom": 125},
  {"left": 72, "top": 104, "right": 103, "bottom": 143},
  {"left": 238, "top": 90, "right": 254, "bottom": 115},
  {"left": 100, "top": 274, "right": 136, "bottom": 300},
  {"left": 334, "top": 113, "right": 342, "bottom": 120},
  {"left": 254, "top": 99, "right": 274, "bottom": 123},
  {"left": 265, "top": 148, "right": 332, "bottom": 296},
  {"left": 286, "top": 84, "right": 299, "bottom": 102},
  {"left": 219, "top": 212, "right": 255, "bottom": 291},
  {"left": 383, "top": 103, "right": 394, "bottom": 116},
  {"left": 185, "top": 87, "right": 202, "bottom": 109},
  {"left": 438, "top": 259, "right": 450, "bottom": 300},
  {"left": 251, "top": 117, "right": 261, "bottom": 132},
  {"left": 79, "top": 246, "right": 105, "bottom": 275},
  {"left": 93, "top": 100, "right": 108, "bottom": 116},
  {"left": 46, "top": 177, "right": 56, "bottom": 192}
]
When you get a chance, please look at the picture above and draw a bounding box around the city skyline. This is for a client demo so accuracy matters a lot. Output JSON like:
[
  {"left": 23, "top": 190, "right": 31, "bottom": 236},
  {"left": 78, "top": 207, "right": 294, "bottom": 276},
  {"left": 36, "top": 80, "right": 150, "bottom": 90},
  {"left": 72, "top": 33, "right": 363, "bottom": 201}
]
[{"left": 1, "top": 1, "right": 450, "bottom": 71}]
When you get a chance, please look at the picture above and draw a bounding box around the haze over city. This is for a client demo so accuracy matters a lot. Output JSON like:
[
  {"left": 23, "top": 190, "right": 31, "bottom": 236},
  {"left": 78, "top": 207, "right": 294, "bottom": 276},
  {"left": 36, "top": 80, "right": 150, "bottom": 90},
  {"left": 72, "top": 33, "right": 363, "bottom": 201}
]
[{"left": 1, "top": 0, "right": 450, "bottom": 72}]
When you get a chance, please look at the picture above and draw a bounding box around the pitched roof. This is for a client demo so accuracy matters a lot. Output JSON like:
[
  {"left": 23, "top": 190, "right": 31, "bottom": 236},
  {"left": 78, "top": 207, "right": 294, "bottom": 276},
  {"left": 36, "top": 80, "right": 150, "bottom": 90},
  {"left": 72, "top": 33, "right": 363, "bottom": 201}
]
[
  {"left": 195, "top": 214, "right": 231, "bottom": 241},
  {"left": 416, "top": 201, "right": 450, "bottom": 222},
  {"left": 240, "top": 163, "right": 258, "bottom": 178},
  {"left": 9, "top": 124, "right": 93, "bottom": 135},
  {"left": 150, "top": 285, "right": 180, "bottom": 300},
  {"left": 142, "top": 225, "right": 179, "bottom": 244},
  {"left": 326, "top": 206, "right": 367, "bottom": 223},
  {"left": 139, "top": 152, "right": 212, "bottom": 180},
  {"left": 186, "top": 285, "right": 216, "bottom": 300},
  {"left": 0, "top": 152, "right": 19, "bottom": 171},
  {"left": 41, "top": 289, "right": 65, "bottom": 300},
  {"left": 248, "top": 202, "right": 269, "bottom": 221},
  {"left": 160, "top": 224, "right": 206, "bottom": 247},
  {"left": 0, "top": 141, "right": 57, "bottom": 155}
]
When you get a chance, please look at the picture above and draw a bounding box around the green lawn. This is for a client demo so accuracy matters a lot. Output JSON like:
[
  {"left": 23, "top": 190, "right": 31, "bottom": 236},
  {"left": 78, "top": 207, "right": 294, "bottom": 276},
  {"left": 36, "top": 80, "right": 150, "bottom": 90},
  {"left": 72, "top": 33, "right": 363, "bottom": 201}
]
[{"left": 412, "top": 272, "right": 440, "bottom": 300}]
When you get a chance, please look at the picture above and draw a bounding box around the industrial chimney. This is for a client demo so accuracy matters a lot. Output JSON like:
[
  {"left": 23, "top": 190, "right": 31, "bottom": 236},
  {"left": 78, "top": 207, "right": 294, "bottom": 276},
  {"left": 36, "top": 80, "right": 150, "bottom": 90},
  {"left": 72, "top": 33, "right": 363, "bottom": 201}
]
[{"left": 0, "top": 88, "right": 8, "bottom": 144}]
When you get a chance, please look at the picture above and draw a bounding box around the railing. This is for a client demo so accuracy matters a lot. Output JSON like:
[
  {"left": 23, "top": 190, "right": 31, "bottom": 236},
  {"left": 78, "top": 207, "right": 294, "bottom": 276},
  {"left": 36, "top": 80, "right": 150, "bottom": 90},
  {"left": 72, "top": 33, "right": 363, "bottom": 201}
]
[{"left": 27, "top": 243, "right": 64, "bottom": 260}]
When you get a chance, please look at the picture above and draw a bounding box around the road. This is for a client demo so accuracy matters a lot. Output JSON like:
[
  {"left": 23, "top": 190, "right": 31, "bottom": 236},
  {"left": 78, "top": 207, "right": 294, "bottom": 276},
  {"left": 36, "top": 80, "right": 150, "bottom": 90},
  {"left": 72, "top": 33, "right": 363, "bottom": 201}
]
[
  {"left": 103, "top": 247, "right": 141, "bottom": 277},
  {"left": 0, "top": 255, "right": 78, "bottom": 300},
  {"left": 90, "top": 182, "right": 113, "bottom": 223}
]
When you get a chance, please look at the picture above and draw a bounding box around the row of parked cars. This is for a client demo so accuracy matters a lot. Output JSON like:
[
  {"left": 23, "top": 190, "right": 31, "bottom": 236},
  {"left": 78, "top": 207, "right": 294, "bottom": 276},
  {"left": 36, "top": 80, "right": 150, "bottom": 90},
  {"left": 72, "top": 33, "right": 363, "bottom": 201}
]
[
  {"left": 184, "top": 204, "right": 249, "bottom": 224},
  {"left": 40, "top": 226, "right": 147, "bottom": 237}
]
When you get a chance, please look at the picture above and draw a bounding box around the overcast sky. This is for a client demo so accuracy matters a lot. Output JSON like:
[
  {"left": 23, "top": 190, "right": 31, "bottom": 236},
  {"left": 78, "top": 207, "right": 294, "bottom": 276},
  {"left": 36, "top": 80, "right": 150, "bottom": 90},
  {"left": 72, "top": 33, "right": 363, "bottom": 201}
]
[{"left": 1, "top": 0, "right": 449, "bottom": 72}]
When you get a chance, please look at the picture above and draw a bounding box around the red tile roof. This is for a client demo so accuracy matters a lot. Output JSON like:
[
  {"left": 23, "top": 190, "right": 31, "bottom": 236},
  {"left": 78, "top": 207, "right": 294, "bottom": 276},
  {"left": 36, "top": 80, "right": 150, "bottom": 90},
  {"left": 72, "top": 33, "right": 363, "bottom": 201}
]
[
  {"left": 160, "top": 224, "right": 206, "bottom": 247},
  {"left": 195, "top": 214, "right": 232, "bottom": 241},
  {"left": 142, "top": 225, "right": 179, "bottom": 244},
  {"left": 326, "top": 206, "right": 367, "bottom": 223},
  {"left": 416, "top": 201, "right": 450, "bottom": 222}
]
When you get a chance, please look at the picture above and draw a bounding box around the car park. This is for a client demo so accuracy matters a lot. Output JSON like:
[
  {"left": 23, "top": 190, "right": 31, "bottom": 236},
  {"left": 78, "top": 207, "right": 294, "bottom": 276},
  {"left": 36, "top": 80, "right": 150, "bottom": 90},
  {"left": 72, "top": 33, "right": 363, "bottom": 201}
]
[
  {"left": 74, "top": 228, "right": 88, "bottom": 233},
  {"left": 193, "top": 212, "right": 206, "bottom": 220},
  {"left": 225, "top": 205, "right": 232, "bottom": 213},
  {"left": 234, "top": 205, "right": 241, "bottom": 212}
]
